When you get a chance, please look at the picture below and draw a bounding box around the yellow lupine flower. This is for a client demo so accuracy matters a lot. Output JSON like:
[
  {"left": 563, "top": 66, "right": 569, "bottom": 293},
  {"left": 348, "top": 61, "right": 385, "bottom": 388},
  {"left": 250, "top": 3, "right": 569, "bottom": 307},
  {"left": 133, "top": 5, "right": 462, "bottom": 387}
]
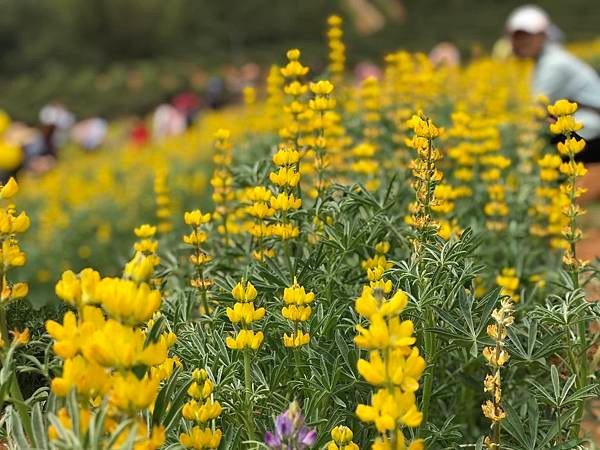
[
  {"left": 270, "top": 192, "right": 302, "bottom": 211},
  {"left": 225, "top": 329, "right": 264, "bottom": 350},
  {"left": 0, "top": 239, "right": 26, "bottom": 268},
  {"left": 184, "top": 210, "right": 212, "bottom": 227},
  {"left": 281, "top": 304, "right": 312, "bottom": 322},
  {"left": 355, "top": 315, "right": 416, "bottom": 350},
  {"left": 557, "top": 137, "right": 586, "bottom": 155},
  {"left": 51, "top": 355, "right": 109, "bottom": 398},
  {"left": 226, "top": 302, "right": 266, "bottom": 325},
  {"left": 55, "top": 268, "right": 101, "bottom": 308},
  {"left": 549, "top": 115, "right": 583, "bottom": 135},
  {"left": 182, "top": 398, "right": 222, "bottom": 423},
  {"left": 283, "top": 329, "right": 311, "bottom": 348},
  {"left": 0, "top": 177, "right": 19, "bottom": 199},
  {"left": 179, "top": 426, "right": 222, "bottom": 449},
  {"left": 96, "top": 278, "right": 161, "bottom": 325},
  {"left": 82, "top": 319, "right": 167, "bottom": 368},
  {"left": 356, "top": 388, "right": 423, "bottom": 431},
  {"left": 355, "top": 286, "right": 408, "bottom": 320},
  {"left": 231, "top": 280, "right": 257, "bottom": 303},
  {"left": 134, "top": 224, "right": 157, "bottom": 238},
  {"left": 109, "top": 372, "right": 160, "bottom": 412},
  {"left": 547, "top": 99, "right": 578, "bottom": 116}
]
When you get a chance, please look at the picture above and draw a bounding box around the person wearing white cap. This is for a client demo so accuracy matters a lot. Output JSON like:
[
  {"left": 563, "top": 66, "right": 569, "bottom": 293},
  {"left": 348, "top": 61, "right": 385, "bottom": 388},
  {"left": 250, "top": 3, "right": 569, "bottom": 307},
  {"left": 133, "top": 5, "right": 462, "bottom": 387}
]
[{"left": 507, "top": 4, "right": 600, "bottom": 164}]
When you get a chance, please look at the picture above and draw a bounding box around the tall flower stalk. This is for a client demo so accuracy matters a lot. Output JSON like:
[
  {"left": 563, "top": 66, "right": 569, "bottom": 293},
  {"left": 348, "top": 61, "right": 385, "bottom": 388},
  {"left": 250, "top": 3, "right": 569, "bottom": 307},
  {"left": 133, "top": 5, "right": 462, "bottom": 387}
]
[{"left": 481, "top": 298, "right": 514, "bottom": 449}]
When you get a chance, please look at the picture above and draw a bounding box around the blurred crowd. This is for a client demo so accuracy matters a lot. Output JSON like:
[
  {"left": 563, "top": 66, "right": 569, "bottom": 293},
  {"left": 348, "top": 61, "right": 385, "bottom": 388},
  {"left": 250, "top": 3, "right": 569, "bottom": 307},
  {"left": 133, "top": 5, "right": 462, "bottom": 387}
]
[{"left": 1, "top": 4, "right": 598, "bottom": 185}]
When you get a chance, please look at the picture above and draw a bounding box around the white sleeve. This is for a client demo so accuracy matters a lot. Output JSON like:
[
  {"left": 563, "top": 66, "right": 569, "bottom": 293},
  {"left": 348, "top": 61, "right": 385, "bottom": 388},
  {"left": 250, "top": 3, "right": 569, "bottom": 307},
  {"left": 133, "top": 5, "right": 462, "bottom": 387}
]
[{"left": 532, "top": 61, "right": 570, "bottom": 101}]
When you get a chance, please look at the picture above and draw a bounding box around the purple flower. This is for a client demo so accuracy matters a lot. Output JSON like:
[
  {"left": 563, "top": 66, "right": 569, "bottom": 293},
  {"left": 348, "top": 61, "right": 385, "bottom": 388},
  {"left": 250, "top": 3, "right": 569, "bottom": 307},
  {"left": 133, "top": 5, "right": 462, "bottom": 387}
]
[
  {"left": 298, "top": 427, "right": 317, "bottom": 446},
  {"left": 264, "top": 402, "right": 317, "bottom": 450},
  {"left": 264, "top": 431, "right": 281, "bottom": 447},
  {"left": 275, "top": 412, "right": 294, "bottom": 437}
]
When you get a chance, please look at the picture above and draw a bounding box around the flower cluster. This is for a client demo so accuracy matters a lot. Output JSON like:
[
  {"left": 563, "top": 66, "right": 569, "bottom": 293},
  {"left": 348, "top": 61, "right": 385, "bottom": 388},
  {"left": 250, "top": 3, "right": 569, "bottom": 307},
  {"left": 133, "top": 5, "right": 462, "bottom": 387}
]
[
  {"left": 46, "top": 226, "right": 173, "bottom": 447},
  {"left": 354, "top": 244, "right": 425, "bottom": 450},
  {"left": 154, "top": 168, "right": 173, "bottom": 234},
  {"left": 264, "top": 401, "right": 316, "bottom": 450},
  {"left": 183, "top": 209, "right": 213, "bottom": 313},
  {"left": 308, "top": 79, "right": 336, "bottom": 196},
  {"left": 269, "top": 143, "right": 302, "bottom": 241},
  {"left": 0, "top": 178, "right": 30, "bottom": 308},
  {"left": 225, "top": 280, "right": 265, "bottom": 350},
  {"left": 126, "top": 224, "right": 160, "bottom": 285},
  {"left": 179, "top": 368, "right": 222, "bottom": 449},
  {"left": 211, "top": 129, "right": 236, "bottom": 240},
  {"left": 405, "top": 114, "right": 447, "bottom": 241},
  {"left": 327, "top": 425, "right": 359, "bottom": 450},
  {"left": 267, "top": 65, "right": 285, "bottom": 132},
  {"left": 547, "top": 100, "right": 588, "bottom": 271},
  {"left": 481, "top": 298, "right": 514, "bottom": 449},
  {"left": 281, "top": 278, "right": 315, "bottom": 348},
  {"left": 327, "top": 15, "right": 345, "bottom": 86}
]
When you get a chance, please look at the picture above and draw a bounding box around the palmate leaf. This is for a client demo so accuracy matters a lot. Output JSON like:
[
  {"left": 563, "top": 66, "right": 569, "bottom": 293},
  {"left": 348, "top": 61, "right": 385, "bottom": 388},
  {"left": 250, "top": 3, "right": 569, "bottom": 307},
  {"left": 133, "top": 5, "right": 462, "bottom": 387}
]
[
  {"left": 432, "top": 287, "right": 500, "bottom": 356},
  {"left": 506, "top": 319, "right": 564, "bottom": 364}
]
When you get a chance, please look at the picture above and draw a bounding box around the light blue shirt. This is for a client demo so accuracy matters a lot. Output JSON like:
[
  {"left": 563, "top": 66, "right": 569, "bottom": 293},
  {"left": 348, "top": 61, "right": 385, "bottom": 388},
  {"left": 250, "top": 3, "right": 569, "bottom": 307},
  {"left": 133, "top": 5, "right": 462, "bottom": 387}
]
[{"left": 533, "top": 42, "right": 600, "bottom": 140}]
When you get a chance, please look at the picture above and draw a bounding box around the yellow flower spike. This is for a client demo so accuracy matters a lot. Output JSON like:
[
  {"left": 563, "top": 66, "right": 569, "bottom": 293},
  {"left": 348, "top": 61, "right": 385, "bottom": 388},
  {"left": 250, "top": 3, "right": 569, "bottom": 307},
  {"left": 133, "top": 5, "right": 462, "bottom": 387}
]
[
  {"left": 310, "top": 80, "right": 335, "bottom": 95},
  {"left": 0, "top": 177, "right": 19, "bottom": 199},
  {"left": 1, "top": 240, "right": 26, "bottom": 268},
  {"left": 213, "top": 128, "right": 231, "bottom": 140},
  {"left": 109, "top": 372, "right": 160, "bottom": 413},
  {"left": 50, "top": 355, "right": 109, "bottom": 398},
  {"left": 282, "top": 330, "right": 311, "bottom": 348},
  {"left": 231, "top": 280, "right": 257, "bottom": 303},
  {"left": 547, "top": 99, "right": 578, "bottom": 117},
  {"left": 327, "top": 15, "right": 342, "bottom": 26},
  {"left": 10, "top": 328, "right": 29, "bottom": 346},
  {"left": 375, "top": 241, "right": 390, "bottom": 254},
  {"left": 124, "top": 252, "right": 156, "bottom": 283},
  {"left": 82, "top": 319, "right": 167, "bottom": 369},
  {"left": 557, "top": 137, "right": 586, "bottom": 156},
  {"left": 134, "top": 224, "right": 157, "bottom": 238},
  {"left": 184, "top": 210, "right": 212, "bottom": 227},
  {"left": 179, "top": 426, "right": 222, "bottom": 449},
  {"left": 549, "top": 115, "right": 583, "bottom": 135},
  {"left": 8, "top": 211, "right": 30, "bottom": 234},
  {"left": 286, "top": 49, "right": 300, "bottom": 61},
  {"left": 96, "top": 277, "right": 161, "bottom": 325},
  {"left": 226, "top": 302, "right": 266, "bottom": 325},
  {"left": 225, "top": 329, "right": 264, "bottom": 350},
  {"left": 10, "top": 282, "right": 28, "bottom": 299},
  {"left": 46, "top": 311, "right": 80, "bottom": 358}
]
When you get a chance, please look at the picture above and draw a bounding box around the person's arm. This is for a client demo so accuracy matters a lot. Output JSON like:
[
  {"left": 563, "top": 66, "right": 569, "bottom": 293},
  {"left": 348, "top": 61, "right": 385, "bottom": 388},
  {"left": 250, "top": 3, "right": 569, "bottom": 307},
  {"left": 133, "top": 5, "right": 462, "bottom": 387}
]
[{"left": 532, "top": 60, "right": 570, "bottom": 101}]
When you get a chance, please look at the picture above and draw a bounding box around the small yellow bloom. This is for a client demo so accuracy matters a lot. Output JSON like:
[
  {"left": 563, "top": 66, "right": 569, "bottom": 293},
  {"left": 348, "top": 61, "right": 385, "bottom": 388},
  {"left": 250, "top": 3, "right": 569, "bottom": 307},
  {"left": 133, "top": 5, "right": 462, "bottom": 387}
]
[
  {"left": 0, "top": 177, "right": 19, "bottom": 199},
  {"left": 184, "top": 210, "right": 212, "bottom": 227},
  {"left": 10, "top": 328, "right": 29, "bottom": 346}
]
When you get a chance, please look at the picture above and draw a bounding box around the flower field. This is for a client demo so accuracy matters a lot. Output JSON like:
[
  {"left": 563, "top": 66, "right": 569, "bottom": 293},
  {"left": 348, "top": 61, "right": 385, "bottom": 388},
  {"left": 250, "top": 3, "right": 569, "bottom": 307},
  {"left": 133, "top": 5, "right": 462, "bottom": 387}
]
[{"left": 0, "top": 15, "right": 599, "bottom": 450}]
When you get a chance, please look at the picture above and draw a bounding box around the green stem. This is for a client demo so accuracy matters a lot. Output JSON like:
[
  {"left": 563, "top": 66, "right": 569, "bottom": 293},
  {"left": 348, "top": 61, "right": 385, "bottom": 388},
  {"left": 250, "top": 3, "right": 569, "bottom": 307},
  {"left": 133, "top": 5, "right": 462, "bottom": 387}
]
[
  {"left": 419, "top": 307, "right": 436, "bottom": 436},
  {"left": 243, "top": 351, "right": 256, "bottom": 441},
  {"left": 0, "top": 305, "right": 33, "bottom": 440}
]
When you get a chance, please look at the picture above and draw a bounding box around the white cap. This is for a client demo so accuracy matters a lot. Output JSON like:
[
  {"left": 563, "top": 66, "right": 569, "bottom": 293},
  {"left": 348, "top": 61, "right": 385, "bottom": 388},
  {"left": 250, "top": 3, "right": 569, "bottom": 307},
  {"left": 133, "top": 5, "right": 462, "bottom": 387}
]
[{"left": 506, "top": 5, "right": 550, "bottom": 34}]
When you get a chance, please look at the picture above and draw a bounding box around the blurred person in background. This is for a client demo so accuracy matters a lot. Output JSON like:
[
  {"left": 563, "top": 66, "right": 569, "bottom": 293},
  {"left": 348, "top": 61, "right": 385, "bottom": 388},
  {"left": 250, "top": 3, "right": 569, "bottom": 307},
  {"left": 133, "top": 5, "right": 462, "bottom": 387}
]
[
  {"left": 506, "top": 5, "right": 600, "bottom": 163},
  {"left": 152, "top": 101, "right": 186, "bottom": 141},
  {"left": 70, "top": 117, "right": 108, "bottom": 151},
  {"left": 39, "top": 101, "right": 75, "bottom": 153},
  {"left": 130, "top": 117, "right": 150, "bottom": 148},
  {"left": 507, "top": 4, "right": 600, "bottom": 201},
  {"left": 429, "top": 42, "right": 461, "bottom": 68}
]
